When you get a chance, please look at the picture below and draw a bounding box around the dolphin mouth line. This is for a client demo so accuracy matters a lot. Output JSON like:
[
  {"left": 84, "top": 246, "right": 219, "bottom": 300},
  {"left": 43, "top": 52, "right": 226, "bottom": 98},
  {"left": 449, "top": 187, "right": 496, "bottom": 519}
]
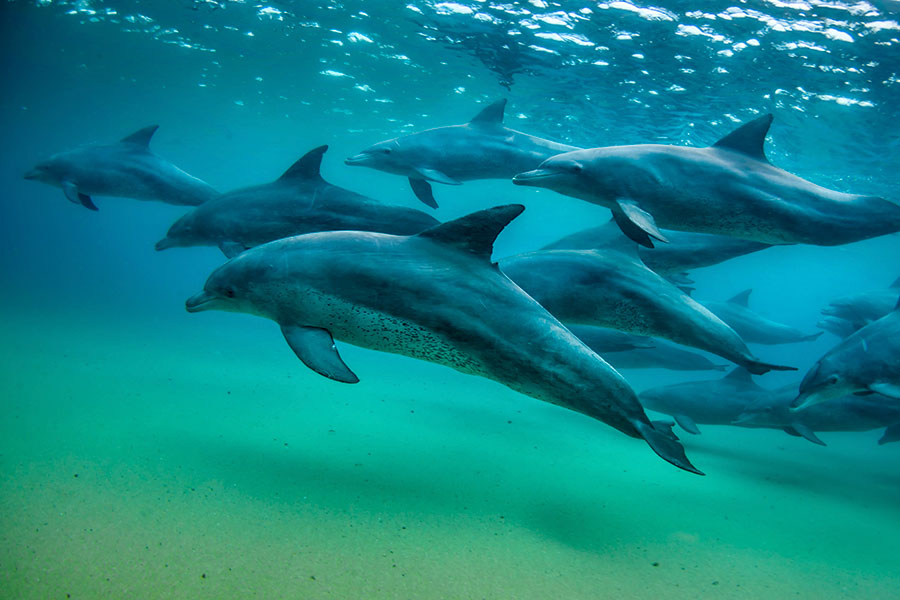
[
  {"left": 344, "top": 154, "right": 369, "bottom": 166},
  {"left": 512, "top": 169, "right": 556, "bottom": 185},
  {"left": 185, "top": 291, "right": 217, "bottom": 313},
  {"left": 155, "top": 237, "right": 175, "bottom": 251}
]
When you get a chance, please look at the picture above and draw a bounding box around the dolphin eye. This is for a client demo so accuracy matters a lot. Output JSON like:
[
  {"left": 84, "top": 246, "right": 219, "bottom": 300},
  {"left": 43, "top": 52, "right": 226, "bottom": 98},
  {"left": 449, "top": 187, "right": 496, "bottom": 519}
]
[
  {"left": 572, "top": 163, "right": 583, "bottom": 173},
  {"left": 381, "top": 148, "right": 392, "bottom": 154},
  {"left": 224, "top": 288, "right": 235, "bottom": 298},
  {"left": 825, "top": 375, "right": 839, "bottom": 385}
]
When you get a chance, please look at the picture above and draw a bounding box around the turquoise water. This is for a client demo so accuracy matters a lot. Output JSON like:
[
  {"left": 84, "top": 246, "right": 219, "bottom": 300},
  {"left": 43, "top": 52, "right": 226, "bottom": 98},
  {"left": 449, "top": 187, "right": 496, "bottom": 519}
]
[{"left": 2, "top": 1, "right": 899, "bottom": 598}]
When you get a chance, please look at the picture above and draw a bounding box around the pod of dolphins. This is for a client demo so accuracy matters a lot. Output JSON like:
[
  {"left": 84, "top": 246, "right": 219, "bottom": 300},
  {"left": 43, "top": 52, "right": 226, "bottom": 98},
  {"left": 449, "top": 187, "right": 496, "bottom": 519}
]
[{"left": 24, "top": 100, "right": 900, "bottom": 475}]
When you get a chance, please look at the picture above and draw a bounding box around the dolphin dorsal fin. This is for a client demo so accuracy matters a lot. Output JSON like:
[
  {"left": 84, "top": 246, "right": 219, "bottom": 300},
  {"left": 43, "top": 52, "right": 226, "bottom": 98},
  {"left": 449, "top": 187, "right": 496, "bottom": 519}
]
[
  {"left": 469, "top": 99, "right": 507, "bottom": 128},
  {"left": 278, "top": 145, "right": 327, "bottom": 182},
  {"left": 728, "top": 289, "right": 753, "bottom": 307},
  {"left": 724, "top": 367, "right": 755, "bottom": 383},
  {"left": 120, "top": 125, "right": 159, "bottom": 147},
  {"left": 712, "top": 114, "right": 773, "bottom": 162},
  {"left": 417, "top": 204, "right": 524, "bottom": 260}
]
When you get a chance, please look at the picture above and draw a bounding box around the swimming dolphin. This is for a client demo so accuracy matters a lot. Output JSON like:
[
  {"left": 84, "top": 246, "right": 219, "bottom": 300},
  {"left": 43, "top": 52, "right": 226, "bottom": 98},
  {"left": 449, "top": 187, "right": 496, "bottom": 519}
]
[
  {"left": 793, "top": 297, "right": 900, "bottom": 410},
  {"left": 639, "top": 368, "right": 769, "bottom": 435},
  {"left": 185, "top": 205, "right": 701, "bottom": 474},
  {"left": 604, "top": 340, "right": 730, "bottom": 373},
  {"left": 565, "top": 325, "right": 656, "bottom": 354},
  {"left": 543, "top": 219, "right": 771, "bottom": 275},
  {"left": 499, "top": 248, "right": 794, "bottom": 375},
  {"left": 155, "top": 146, "right": 439, "bottom": 257},
  {"left": 735, "top": 385, "right": 900, "bottom": 446},
  {"left": 345, "top": 99, "right": 578, "bottom": 208},
  {"left": 24, "top": 125, "right": 218, "bottom": 210},
  {"left": 818, "top": 276, "right": 900, "bottom": 336},
  {"left": 816, "top": 316, "right": 861, "bottom": 340},
  {"left": 702, "top": 289, "right": 823, "bottom": 345},
  {"left": 513, "top": 114, "right": 900, "bottom": 247}
]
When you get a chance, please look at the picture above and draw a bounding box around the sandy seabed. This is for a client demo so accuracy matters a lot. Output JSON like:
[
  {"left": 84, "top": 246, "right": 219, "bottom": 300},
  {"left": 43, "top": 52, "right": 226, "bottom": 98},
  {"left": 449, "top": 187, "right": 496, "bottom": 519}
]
[{"left": 1, "top": 307, "right": 898, "bottom": 600}]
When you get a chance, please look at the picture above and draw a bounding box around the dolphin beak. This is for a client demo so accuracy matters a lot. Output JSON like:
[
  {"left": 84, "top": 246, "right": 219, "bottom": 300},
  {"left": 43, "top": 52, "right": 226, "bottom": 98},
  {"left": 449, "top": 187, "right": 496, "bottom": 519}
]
[
  {"left": 185, "top": 291, "right": 217, "bottom": 313},
  {"left": 512, "top": 168, "right": 555, "bottom": 186},
  {"left": 344, "top": 153, "right": 369, "bottom": 166},
  {"left": 790, "top": 390, "right": 822, "bottom": 412},
  {"left": 731, "top": 413, "right": 757, "bottom": 425},
  {"left": 23, "top": 168, "right": 39, "bottom": 180},
  {"left": 155, "top": 237, "right": 175, "bottom": 251}
]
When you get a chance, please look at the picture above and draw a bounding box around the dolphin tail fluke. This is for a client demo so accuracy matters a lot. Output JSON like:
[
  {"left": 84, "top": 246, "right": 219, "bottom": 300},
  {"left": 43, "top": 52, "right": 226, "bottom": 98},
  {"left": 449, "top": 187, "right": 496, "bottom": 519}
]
[
  {"left": 409, "top": 178, "right": 438, "bottom": 209},
  {"left": 743, "top": 359, "right": 797, "bottom": 375},
  {"left": 633, "top": 419, "right": 704, "bottom": 475}
]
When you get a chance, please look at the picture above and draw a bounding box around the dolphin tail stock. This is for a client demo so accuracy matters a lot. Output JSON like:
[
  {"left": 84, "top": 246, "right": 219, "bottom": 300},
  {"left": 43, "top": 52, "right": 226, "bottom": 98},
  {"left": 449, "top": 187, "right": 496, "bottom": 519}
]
[
  {"left": 743, "top": 358, "right": 797, "bottom": 376},
  {"left": 632, "top": 419, "right": 704, "bottom": 475}
]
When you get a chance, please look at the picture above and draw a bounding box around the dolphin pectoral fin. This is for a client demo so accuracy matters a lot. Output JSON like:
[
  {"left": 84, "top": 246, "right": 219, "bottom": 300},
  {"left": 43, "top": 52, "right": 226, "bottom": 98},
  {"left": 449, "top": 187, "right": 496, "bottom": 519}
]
[
  {"left": 415, "top": 168, "right": 461, "bottom": 186},
  {"left": 218, "top": 241, "right": 248, "bottom": 259},
  {"left": 673, "top": 414, "right": 702, "bottom": 435},
  {"left": 409, "top": 178, "right": 439, "bottom": 209},
  {"left": 868, "top": 382, "right": 900, "bottom": 399},
  {"left": 743, "top": 359, "right": 796, "bottom": 375},
  {"left": 62, "top": 181, "right": 98, "bottom": 211},
  {"left": 633, "top": 419, "right": 704, "bottom": 475},
  {"left": 789, "top": 423, "right": 826, "bottom": 446},
  {"left": 281, "top": 324, "right": 359, "bottom": 384},
  {"left": 878, "top": 423, "right": 900, "bottom": 445},
  {"left": 803, "top": 331, "right": 824, "bottom": 342},
  {"left": 611, "top": 200, "right": 668, "bottom": 248}
]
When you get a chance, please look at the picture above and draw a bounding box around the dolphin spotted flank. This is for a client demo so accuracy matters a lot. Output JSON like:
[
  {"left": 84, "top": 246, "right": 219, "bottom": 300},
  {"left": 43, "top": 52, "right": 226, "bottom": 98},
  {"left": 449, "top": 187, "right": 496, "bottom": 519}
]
[
  {"left": 156, "top": 145, "right": 439, "bottom": 257},
  {"left": 185, "top": 205, "right": 702, "bottom": 474},
  {"left": 513, "top": 114, "right": 900, "bottom": 248},
  {"left": 345, "top": 99, "right": 578, "bottom": 208},
  {"left": 24, "top": 125, "right": 218, "bottom": 210}
]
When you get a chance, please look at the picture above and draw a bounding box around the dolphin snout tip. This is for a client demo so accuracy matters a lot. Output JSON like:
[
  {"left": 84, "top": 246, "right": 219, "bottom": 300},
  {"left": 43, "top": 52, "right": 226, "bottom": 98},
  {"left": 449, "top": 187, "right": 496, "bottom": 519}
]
[
  {"left": 185, "top": 291, "right": 214, "bottom": 313},
  {"left": 511, "top": 169, "right": 548, "bottom": 186},
  {"left": 154, "top": 237, "right": 173, "bottom": 251},
  {"left": 23, "top": 169, "right": 38, "bottom": 180},
  {"left": 344, "top": 154, "right": 366, "bottom": 166}
]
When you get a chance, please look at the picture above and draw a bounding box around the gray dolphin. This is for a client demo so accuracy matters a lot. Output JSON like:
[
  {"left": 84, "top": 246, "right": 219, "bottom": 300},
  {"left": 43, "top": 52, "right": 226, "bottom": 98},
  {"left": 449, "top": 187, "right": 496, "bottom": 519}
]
[
  {"left": 702, "top": 289, "right": 823, "bottom": 345},
  {"left": 793, "top": 297, "right": 900, "bottom": 410},
  {"left": 736, "top": 385, "right": 900, "bottom": 446},
  {"left": 543, "top": 219, "right": 771, "bottom": 275},
  {"left": 184, "top": 205, "right": 701, "bottom": 474},
  {"left": 604, "top": 340, "right": 730, "bottom": 373},
  {"left": 639, "top": 368, "right": 769, "bottom": 435},
  {"left": 24, "top": 125, "right": 218, "bottom": 210},
  {"left": 818, "top": 276, "right": 900, "bottom": 336},
  {"left": 155, "top": 145, "right": 439, "bottom": 257},
  {"left": 345, "top": 99, "right": 578, "bottom": 208},
  {"left": 513, "top": 114, "right": 900, "bottom": 247},
  {"left": 499, "top": 249, "right": 794, "bottom": 375},
  {"left": 565, "top": 325, "right": 656, "bottom": 354}
]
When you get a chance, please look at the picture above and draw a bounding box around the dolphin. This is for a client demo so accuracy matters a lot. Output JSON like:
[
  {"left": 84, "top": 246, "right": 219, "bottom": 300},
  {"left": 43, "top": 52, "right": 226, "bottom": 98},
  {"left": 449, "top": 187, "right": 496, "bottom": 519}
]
[
  {"left": 184, "top": 205, "right": 701, "bottom": 474},
  {"left": 816, "top": 316, "right": 861, "bottom": 340},
  {"left": 735, "top": 385, "right": 900, "bottom": 446},
  {"left": 155, "top": 146, "right": 440, "bottom": 257},
  {"left": 793, "top": 297, "right": 900, "bottom": 410},
  {"left": 344, "top": 99, "right": 578, "bottom": 208},
  {"left": 818, "top": 276, "right": 900, "bottom": 336},
  {"left": 499, "top": 248, "right": 794, "bottom": 375},
  {"left": 603, "top": 340, "right": 730, "bottom": 373},
  {"left": 639, "top": 368, "right": 770, "bottom": 435},
  {"left": 543, "top": 219, "right": 771, "bottom": 275},
  {"left": 702, "top": 289, "right": 823, "bottom": 345},
  {"left": 513, "top": 114, "right": 900, "bottom": 247},
  {"left": 565, "top": 325, "right": 656, "bottom": 354},
  {"left": 24, "top": 125, "right": 218, "bottom": 210}
]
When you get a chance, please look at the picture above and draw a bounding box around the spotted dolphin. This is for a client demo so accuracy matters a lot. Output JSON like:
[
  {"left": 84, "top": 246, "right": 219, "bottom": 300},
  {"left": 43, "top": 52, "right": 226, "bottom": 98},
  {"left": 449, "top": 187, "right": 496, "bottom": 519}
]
[
  {"left": 185, "top": 205, "right": 701, "bottom": 474},
  {"left": 155, "top": 145, "right": 439, "bottom": 257},
  {"left": 500, "top": 248, "right": 794, "bottom": 375},
  {"left": 513, "top": 114, "right": 900, "bottom": 247},
  {"left": 793, "top": 297, "right": 900, "bottom": 410},
  {"left": 702, "top": 289, "right": 823, "bottom": 345},
  {"left": 345, "top": 99, "right": 578, "bottom": 208},
  {"left": 24, "top": 125, "right": 218, "bottom": 210}
]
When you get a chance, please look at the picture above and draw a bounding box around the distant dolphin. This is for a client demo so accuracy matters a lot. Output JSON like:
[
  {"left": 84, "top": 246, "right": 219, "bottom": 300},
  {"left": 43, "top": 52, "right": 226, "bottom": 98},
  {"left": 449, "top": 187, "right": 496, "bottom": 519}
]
[
  {"left": 345, "top": 99, "right": 578, "bottom": 208},
  {"left": 604, "top": 340, "right": 730, "bottom": 373},
  {"left": 24, "top": 125, "right": 218, "bottom": 210},
  {"left": 500, "top": 248, "right": 794, "bottom": 375},
  {"left": 639, "top": 368, "right": 770, "bottom": 435},
  {"left": 513, "top": 114, "right": 900, "bottom": 247},
  {"left": 702, "top": 289, "right": 823, "bottom": 345},
  {"left": 818, "top": 276, "right": 900, "bottom": 336},
  {"left": 793, "top": 297, "right": 900, "bottom": 410},
  {"left": 735, "top": 385, "right": 900, "bottom": 446},
  {"left": 155, "top": 145, "right": 439, "bottom": 257},
  {"left": 543, "top": 219, "right": 771, "bottom": 275},
  {"left": 185, "top": 205, "right": 701, "bottom": 474},
  {"left": 565, "top": 325, "right": 656, "bottom": 354}
]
